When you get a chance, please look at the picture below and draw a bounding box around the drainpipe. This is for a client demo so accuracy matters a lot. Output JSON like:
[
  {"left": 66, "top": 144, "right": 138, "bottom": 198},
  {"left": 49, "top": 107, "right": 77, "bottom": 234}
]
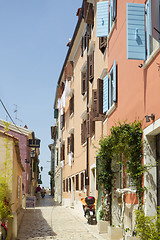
[{"left": 86, "top": 24, "right": 90, "bottom": 196}]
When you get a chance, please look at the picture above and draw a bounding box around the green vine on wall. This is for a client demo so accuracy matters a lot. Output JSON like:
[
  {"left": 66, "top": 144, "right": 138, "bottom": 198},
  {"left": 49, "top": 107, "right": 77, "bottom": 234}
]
[{"left": 97, "top": 121, "right": 145, "bottom": 207}]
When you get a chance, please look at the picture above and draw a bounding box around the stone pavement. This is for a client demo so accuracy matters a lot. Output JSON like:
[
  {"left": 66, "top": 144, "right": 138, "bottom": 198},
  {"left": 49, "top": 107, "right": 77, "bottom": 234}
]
[{"left": 17, "top": 194, "right": 108, "bottom": 240}]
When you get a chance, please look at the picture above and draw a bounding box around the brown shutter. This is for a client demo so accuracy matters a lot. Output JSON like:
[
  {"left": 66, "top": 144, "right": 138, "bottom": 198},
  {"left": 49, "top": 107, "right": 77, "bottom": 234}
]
[
  {"left": 81, "top": 172, "right": 84, "bottom": 190},
  {"left": 61, "top": 144, "right": 65, "bottom": 161},
  {"left": 81, "top": 37, "right": 83, "bottom": 57},
  {"left": 76, "top": 174, "right": 79, "bottom": 191},
  {"left": 90, "top": 111, "right": 95, "bottom": 137},
  {"left": 92, "top": 89, "right": 104, "bottom": 121},
  {"left": 83, "top": 2, "right": 94, "bottom": 25},
  {"left": 65, "top": 61, "right": 73, "bottom": 81},
  {"left": 89, "top": 52, "right": 94, "bottom": 83},
  {"left": 99, "top": 37, "right": 107, "bottom": 53},
  {"left": 69, "top": 96, "right": 74, "bottom": 115},
  {"left": 67, "top": 137, "right": 70, "bottom": 154},
  {"left": 81, "top": 71, "right": 87, "bottom": 95},
  {"left": 81, "top": 123, "right": 84, "bottom": 145},
  {"left": 97, "top": 78, "right": 103, "bottom": 114}
]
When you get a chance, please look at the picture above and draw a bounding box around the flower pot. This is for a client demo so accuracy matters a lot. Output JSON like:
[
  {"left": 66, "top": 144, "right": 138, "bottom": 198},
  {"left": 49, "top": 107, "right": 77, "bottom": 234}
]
[
  {"left": 108, "top": 226, "right": 123, "bottom": 240},
  {"left": 98, "top": 220, "right": 110, "bottom": 233}
]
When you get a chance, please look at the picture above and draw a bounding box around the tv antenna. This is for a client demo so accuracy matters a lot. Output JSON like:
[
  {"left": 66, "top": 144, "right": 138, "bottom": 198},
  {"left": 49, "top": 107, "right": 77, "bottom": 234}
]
[{"left": 13, "top": 104, "right": 23, "bottom": 125}]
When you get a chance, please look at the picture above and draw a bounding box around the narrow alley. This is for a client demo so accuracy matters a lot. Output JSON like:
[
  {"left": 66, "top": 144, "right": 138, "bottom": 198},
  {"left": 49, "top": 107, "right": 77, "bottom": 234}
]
[{"left": 17, "top": 195, "right": 107, "bottom": 240}]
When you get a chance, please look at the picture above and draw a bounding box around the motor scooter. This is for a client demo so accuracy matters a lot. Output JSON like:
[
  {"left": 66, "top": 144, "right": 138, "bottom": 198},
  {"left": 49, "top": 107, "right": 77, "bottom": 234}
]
[
  {"left": 81, "top": 196, "right": 97, "bottom": 225},
  {"left": 41, "top": 188, "right": 46, "bottom": 198}
]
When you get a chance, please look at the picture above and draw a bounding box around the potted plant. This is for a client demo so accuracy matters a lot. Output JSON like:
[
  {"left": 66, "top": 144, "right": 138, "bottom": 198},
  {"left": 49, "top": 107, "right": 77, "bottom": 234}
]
[{"left": 98, "top": 206, "right": 110, "bottom": 233}]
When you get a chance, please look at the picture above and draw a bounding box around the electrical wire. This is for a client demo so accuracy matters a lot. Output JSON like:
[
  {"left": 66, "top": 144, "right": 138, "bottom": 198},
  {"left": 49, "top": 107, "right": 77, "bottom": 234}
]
[{"left": 0, "top": 98, "right": 23, "bottom": 134}]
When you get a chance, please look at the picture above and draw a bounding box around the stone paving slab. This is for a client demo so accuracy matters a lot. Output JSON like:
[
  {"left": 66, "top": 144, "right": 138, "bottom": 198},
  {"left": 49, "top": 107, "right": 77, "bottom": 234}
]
[{"left": 17, "top": 195, "right": 108, "bottom": 240}]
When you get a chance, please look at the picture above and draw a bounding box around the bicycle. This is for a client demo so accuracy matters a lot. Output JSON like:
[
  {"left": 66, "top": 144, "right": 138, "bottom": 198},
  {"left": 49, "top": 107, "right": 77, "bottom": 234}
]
[{"left": 0, "top": 222, "right": 7, "bottom": 240}]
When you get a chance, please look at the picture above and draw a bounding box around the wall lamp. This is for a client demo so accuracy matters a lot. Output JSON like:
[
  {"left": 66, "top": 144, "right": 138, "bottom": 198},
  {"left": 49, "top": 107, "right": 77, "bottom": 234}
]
[{"left": 145, "top": 113, "right": 155, "bottom": 122}]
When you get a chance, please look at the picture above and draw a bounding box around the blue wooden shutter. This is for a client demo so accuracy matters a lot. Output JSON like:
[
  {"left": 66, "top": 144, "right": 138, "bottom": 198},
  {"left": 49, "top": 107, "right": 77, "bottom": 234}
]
[
  {"left": 127, "top": 3, "right": 146, "bottom": 60},
  {"left": 146, "top": 0, "right": 151, "bottom": 58},
  {"left": 113, "top": 60, "right": 117, "bottom": 102},
  {"left": 97, "top": 1, "right": 109, "bottom": 37},
  {"left": 103, "top": 75, "right": 108, "bottom": 113}
]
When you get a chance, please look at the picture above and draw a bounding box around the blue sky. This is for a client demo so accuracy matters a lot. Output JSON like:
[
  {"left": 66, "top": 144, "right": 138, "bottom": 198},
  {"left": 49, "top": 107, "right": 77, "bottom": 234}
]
[{"left": 0, "top": 0, "right": 83, "bottom": 187}]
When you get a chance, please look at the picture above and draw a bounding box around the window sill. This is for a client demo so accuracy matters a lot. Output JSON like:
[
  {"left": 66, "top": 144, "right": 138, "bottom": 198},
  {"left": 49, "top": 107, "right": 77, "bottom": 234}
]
[
  {"left": 143, "top": 46, "right": 160, "bottom": 69},
  {"left": 82, "top": 92, "right": 87, "bottom": 100},
  {"left": 69, "top": 113, "right": 74, "bottom": 119},
  {"left": 106, "top": 102, "right": 116, "bottom": 117}
]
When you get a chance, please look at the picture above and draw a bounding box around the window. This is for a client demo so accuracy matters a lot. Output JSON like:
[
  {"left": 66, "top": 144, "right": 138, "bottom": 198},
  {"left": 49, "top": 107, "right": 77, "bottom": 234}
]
[
  {"left": 81, "top": 70, "right": 87, "bottom": 95},
  {"left": 127, "top": 1, "right": 160, "bottom": 61},
  {"left": 97, "top": 1, "right": 117, "bottom": 38},
  {"left": 67, "top": 134, "right": 74, "bottom": 154},
  {"left": 89, "top": 51, "right": 94, "bottom": 83},
  {"left": 65, "top": 61, "right": 73, "bottom": 81},
  {"left": 99, "top": 37, "right": 107, "bottom": 54},
  {"left": 81, "top": 119, "right": 87, "bottom": 145},
  {"left": 69, "top": 95, "right": 74, "bottom": 116},
  {"left": 60, "top": 143, "right": 65, "bottom": 162},
  {"left": 102, "top": 60, "right": 116, "bottom": 113},
  {"left": 146, "top": 0, "right": 160, "bottom": 59},
  {"left": 76, "top": 174, "right": 79, "bottom": 191},
  {"left": 66, "top": 179, "right": 68, "bottom": 192},
  {"left": 63, "top": 180, "right": 65, "bottom": 192},
  {"left": 92, "top": 89, "right": 104, "bottom": 121},
  {"left": 81, "top": 172, "right": 84, "bottom": 190},
  {"left": 60, "top": 112, "right": 65, "bottom": 130},
  {"left": 81, "top": 25, "right": 91, "bottom": 57},
  {"left": 69, "top": 178, "right": 71, "bottom": 192},
  {"left": 83, "top": 1, "right": 94, "bottom": 26}
]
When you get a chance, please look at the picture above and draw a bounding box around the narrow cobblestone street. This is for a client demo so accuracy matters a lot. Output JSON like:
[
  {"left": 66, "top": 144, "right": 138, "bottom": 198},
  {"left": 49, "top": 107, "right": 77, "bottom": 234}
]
[{"left": 17, "top": 195, "right": 108, "bottom": 240}]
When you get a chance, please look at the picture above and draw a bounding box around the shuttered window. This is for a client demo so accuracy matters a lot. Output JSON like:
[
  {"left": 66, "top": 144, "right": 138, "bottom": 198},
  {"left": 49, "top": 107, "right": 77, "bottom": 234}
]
[
  {"left": 146, "top": 0, "right": 160, "bottom": 59},
  {"left": 81, "top": 172, "right": 84, "bottom": 190},
  {"left": 110, "top": 0, "right": 117, "bottom": 29},
  {"left": 89, "top": 52, "right": 94, "bottom": 83},
  {"left": 99, "top": 37, "right": 107, "bottom": 54},
  {"left": 97, "top": 78, "right": 103, "bottom": 115},
  {"left": 76, "top": 174, "right": 79, "bottom": 191},
  {"left": 81, "top": 70, "right": 87, "bottom": 95},
  {"left": 83, "top": 1, "right": 94, "bottom": 25},
  {"left": 127, "top": 3, "right": 146, "bottom": 60},
  {"left": 65, "top": 61, "right": 73, "bottom": 81},
  {"left": 60, "top": 113, "right": 65, "bottom": 130},
  {"left": 109, "top": 60, "right": 117, "bottom": 108},
  {"left": 60, "top": 143, "right": 65, "bottom": 161},
  {"left": 70, "top": 133, "right": 74, "bottom": 154},
  {"left": 97, "top": 1, "right": 109, "bottom": 37},
  {"left": 67, "top": 137, "right": 70, "bottom": 155},
  {"left": 92, "top": 89, "right": 104, "bottom": 121},
  {"left": 103, "top": 75, "right": 109, "bottom": 114},
  {"left": 66, "top": 179, "right": 68, "bottom": 192},
  {"left": 69, "top": 95, "right": 74, "bottom": 116},
  {"left": 81, "top": 120, "right": 87, "bottom": 145}
]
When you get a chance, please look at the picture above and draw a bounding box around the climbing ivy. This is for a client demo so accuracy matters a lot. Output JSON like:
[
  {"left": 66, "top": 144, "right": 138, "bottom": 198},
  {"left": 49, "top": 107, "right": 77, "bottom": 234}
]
[{"left": 97, "top": 121, "right": 145, "bottom": 207}]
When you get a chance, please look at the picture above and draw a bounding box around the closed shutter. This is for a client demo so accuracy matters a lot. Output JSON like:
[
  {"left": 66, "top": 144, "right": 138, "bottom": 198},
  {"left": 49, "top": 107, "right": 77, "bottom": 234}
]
[
  {"left": 97, "top": 1, "right": 109, "bottom": 37},
  {"left": 81, "top": 37, "right": 84, "bottom": 57},
  {"left": 81, "top": 172, "right": 84, "bottom": 190},
  {"left": 92, "top": 89, "right": 98, "bottom": 120},
  {"left": 89, "top": 52, "right": 94, "bottom": 83},
  {"left": 84, "top": 2, "right": 94, "bottom": 25},
  {"left": 67, "top": 137, "right": 70, "bottom": 154},
  {"left": 90, "top": 111, "right": 95, "bottom": 137},
  {"left": 99, "top": 37, "right": 107, "bottom": 53},
  {"left": 103, "top": 75, "right": 108, "bottom": 113},
  {"left": 113, "top": 60, "right": 117, "bottom": 102},
  {"left": 81, "top": 71, "right": 87, "bottom": 95},
  {"left": 61, "top": 144, "right": 65, "bottom": 161},
  {"left": 97, "top": 78, "right": 103, "bottom": 114},
  {"left": 127, "top": 3, "right": 146, "bottom": 60}
]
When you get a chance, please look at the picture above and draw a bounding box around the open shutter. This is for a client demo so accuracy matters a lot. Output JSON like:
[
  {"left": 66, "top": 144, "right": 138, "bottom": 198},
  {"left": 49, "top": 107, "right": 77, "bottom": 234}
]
[
  {"left": 89, "top": 52, "right": 94, "bottom": 83},
  {"left": 99, "top": 37, "right": 107, "bottom": 53},
  {"left": 113, "top": 60, "right": 117, "bottom": 102},
  {"left": 103, "top": 75, "right": 108, "bottom": 113},
  {"left": 127, "top": 3, "right": 146, "bottom": 60},
  {"left": 84, "top": 2, "right": 94, "bottom": 25},
  {"left": 97, "top": 78, "right": 103, "bottom": 114},
  {"left": 81, "top": 123, "right": 84, "bottom": 145},
  {"left": 65, "top": 61, "right": 73, "bottom": 80},
  {"left": 97, "top": 1, "right": 109, "bottom": 37},
  {"left": 90, "top": 112, "right": 95, "bottom": 137},
  {"left": 81, "top": 71, "right": 87, "bottom": 95}
]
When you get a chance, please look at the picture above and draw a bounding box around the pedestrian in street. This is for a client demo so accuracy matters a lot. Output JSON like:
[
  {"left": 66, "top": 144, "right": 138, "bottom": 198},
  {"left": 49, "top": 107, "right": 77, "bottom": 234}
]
[{"left": 35, "top": 185, "right": 41, "bottom": 200}]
